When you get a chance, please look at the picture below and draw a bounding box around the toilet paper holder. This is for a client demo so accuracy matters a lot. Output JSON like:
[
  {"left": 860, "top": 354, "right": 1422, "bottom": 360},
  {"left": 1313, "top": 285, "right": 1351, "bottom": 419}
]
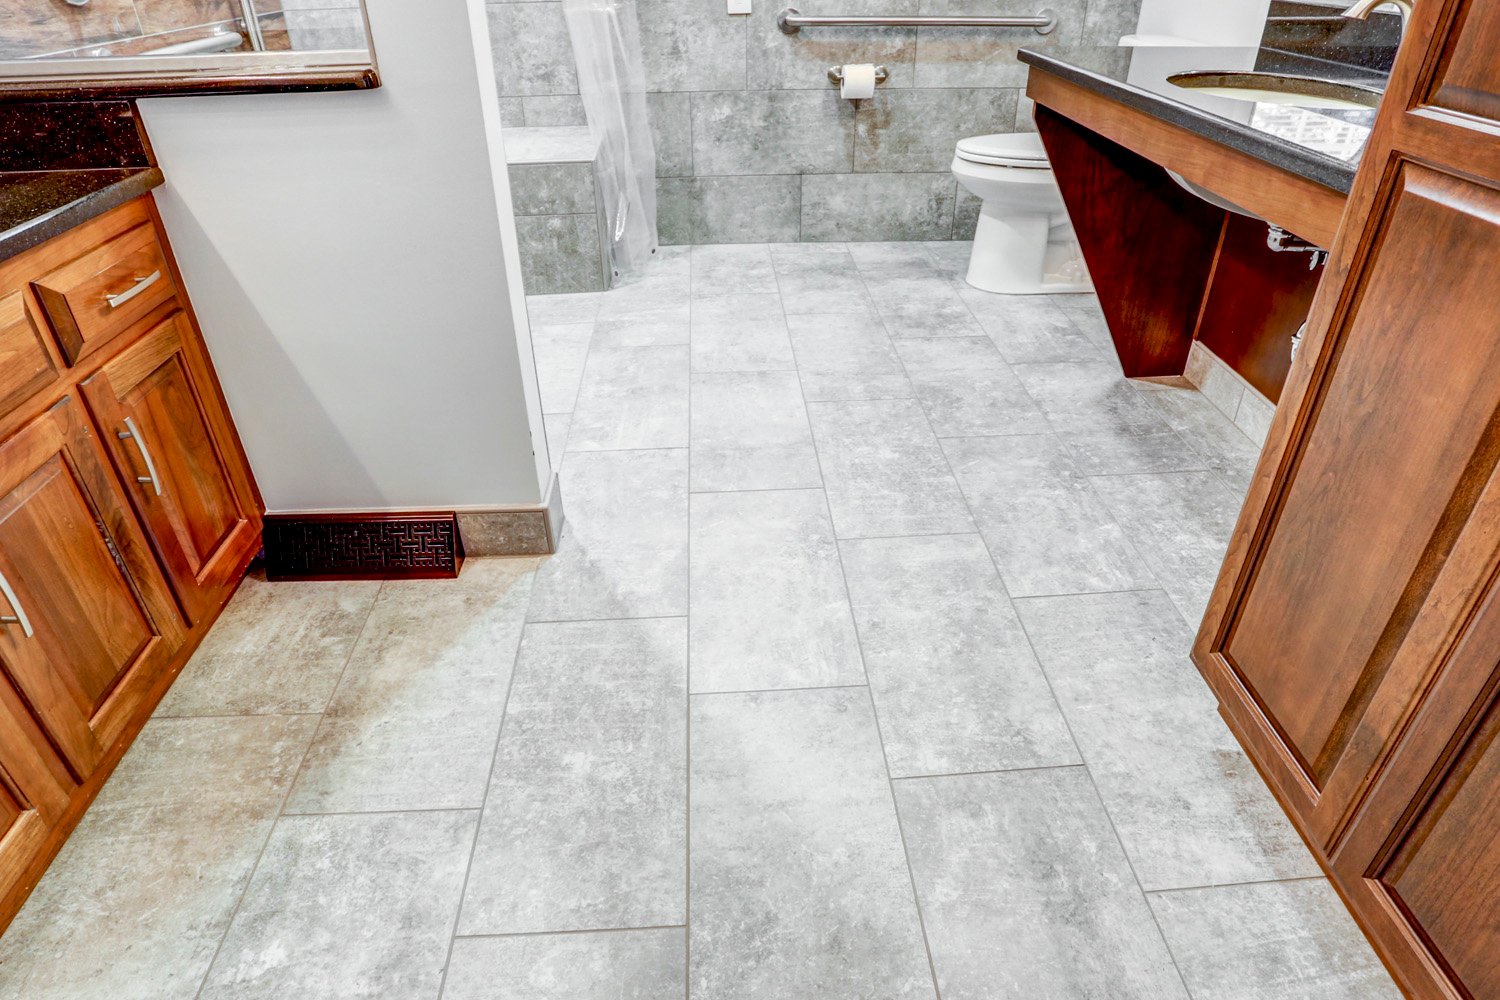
[{"left": 827, "top": 64, "right": 889, "bottom": 86}]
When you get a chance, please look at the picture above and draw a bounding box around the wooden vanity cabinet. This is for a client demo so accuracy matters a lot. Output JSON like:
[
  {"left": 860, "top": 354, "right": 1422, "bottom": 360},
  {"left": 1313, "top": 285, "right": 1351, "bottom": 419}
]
[
  {"left": 1193, "top": 0, "right": 1500, "bottom": 996},
  {"left": 0, "top": 195, "right": 261, "bottom": 931}
]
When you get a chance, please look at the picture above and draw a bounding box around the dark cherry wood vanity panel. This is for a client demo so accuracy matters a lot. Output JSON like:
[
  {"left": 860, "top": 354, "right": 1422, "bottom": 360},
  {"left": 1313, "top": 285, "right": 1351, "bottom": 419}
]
[
  {"left": 1195, "top": 0, "right": 1500, "bottom": 995},
  {"left": 1029, "top": 70, "right": 1338, "bottom": 391},
  {"left": 0, "top": 195, "right": 262, "bottom": 932}
]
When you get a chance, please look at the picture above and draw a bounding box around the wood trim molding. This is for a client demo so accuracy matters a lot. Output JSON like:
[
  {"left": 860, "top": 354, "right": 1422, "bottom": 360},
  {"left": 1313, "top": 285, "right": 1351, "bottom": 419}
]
[{"left": 1027, "top": 70, "right": 1348, "bottom": 248}]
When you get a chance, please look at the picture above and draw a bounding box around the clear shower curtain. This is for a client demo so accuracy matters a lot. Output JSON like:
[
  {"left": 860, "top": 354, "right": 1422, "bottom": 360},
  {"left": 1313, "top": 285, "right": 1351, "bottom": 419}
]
[{"left": 563, "top": 0, "right": 659, "bottom": 283}]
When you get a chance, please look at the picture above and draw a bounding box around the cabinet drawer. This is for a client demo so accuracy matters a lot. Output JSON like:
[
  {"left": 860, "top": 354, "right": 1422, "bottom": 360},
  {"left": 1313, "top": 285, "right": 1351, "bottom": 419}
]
[
  {"left": 0, "top": 290, "right": 58, "bottom": 419},
  {"left": 30, "top": 224, "right": 177, "bottom": 367}
]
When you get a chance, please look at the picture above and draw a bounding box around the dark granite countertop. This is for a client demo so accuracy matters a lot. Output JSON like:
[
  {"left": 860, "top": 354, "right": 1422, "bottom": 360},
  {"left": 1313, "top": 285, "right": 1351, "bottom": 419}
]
[
  {"left": 0, "top": 167, "right": 163, "bottom": 263},
  {"left": 1018, "top": 43, "right": 1398, "bottom": 193}
]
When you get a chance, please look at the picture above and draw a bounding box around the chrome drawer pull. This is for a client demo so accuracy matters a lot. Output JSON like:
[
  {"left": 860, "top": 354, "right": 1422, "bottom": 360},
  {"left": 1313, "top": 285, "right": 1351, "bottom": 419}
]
[
  {"left": 119, "top": 417, "right": 164, "bottom": 496},
  {"left": 0, "top": 567, "right": 34, "bottom": 638},
  {"left": 105, "top": 269, "right": 162, "bottom": 309}
]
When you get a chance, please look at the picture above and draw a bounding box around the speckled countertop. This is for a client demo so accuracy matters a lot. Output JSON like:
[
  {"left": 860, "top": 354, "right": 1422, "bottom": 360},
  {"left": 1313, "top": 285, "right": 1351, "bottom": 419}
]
[
  {"left": 0, "top": 100, "right": 161, "bottom": 263},
  {"left": 1018, "top": 43, "right": 1398, "bottom": 193}
]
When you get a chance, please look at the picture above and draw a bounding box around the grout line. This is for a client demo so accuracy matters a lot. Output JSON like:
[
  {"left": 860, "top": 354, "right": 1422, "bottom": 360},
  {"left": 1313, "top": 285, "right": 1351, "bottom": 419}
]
[
  {"left": 691, "top": 682, "right": 869, "bottom": 698},
  {"left": 1144, "top": 874, "right": 1331, "bottom": 897},
  {"left": 435, "top": 575, "right": 537, "bottom": 999},
  {"left": 278, "top": 806, "right": 483, "bottom": 819},
  {"left": 453, "top": 924, "right": 689, "bottom": 941},
  {"left": 188, "top": 580, "right": 386, "bottom": 1000},
  {"left": 684, "top": 250, "right": 695, "bottom": 1000},
  {"left": 890, "top": 763, "right": 1089, "bottom": 782}
]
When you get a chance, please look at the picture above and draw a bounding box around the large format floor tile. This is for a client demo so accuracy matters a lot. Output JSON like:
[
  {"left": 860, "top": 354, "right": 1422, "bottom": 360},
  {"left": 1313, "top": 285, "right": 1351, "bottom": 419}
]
[
  {"left": 691, "top": 688, "right": 934, "bottom": 1000},
  {"left": 690, "top": 489, "right": 863, "bottom": 693},
  {"left": 896, "top": 768, "right": 1190, "bottom": 1000},
  {"left": 943, "top": 434, "right": 1156, "bottom": 597},
  {"left": 0, "top": 717, "right": 317, "bottom": 1000},
  {"left": 199, "top": 810, "right": 476, "bottom": 1000},
  {"left": 568, "top": 345, "right": 689, "bottom": 451},
  {"left": 808, "top": 397, "right": 975, "bottom": 539},
  {"left": 459, "top": 618, "right": 686, "bottom": 934},
  {"left": 529, "top": 449, "right": 688, "bottom": 621},
  {"left": 689, "top": 371, "right": 822, "bottom": 492},
  {"left": 786, "top": 311, "right": 913, "bottom": 402},
  {"left": 957, "top": 288, "right": 1104, "bottom": 364},
  {"left": 893, "top": 336, "right": 1048, "bottom": 438},
  {"left": 1136, "top": 381, "right": 1264, "bottom": 494},
  {"left": 1016, "top": 590, "right": 1320, "bottom": 890},
  {"left": 443, "top": 928, "right": 686, "bottom": 1000},
  {"left": 840, "top": 534, "right": 1079, "bottom": 777},
  {"left": 532, "top": 322, "right": 595, "bottom": 414},
  {"left": 690, "top": 293, "right": 797, "bottom": 373},
  {"left": 1149, "top": 879, "right": 1403, "bottom": 1000},
  {"left": 692, "top": 243, "right": 779, "bottom": 298},
  {"left": 155, "top": 574, "right": 380, "bottom": 717},
  {"left": 1090, "top": 469, "right": 1245, "bottom": 624},
  {"left": 283, "top": 559, "right": 537, "bottom": 814}
]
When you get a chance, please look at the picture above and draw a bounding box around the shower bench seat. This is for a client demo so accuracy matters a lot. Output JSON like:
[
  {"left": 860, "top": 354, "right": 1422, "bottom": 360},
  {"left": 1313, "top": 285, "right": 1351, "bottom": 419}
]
[{"left": 504, "top": 126, "right": 611, "bottom": 296}]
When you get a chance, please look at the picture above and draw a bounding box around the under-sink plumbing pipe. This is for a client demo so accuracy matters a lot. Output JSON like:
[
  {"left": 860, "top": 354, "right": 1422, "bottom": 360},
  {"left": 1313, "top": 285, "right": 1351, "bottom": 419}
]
[
  {"left": 1266, "top": 224, "right": 1329, "bottom": 271},
  {"left": 238, "top": 0, "right": 266, "bottom": 51}
]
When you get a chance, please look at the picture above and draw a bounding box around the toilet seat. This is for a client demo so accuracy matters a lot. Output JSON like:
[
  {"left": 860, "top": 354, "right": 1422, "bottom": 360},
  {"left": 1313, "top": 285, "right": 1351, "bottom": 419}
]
[{"left": 955, "top": 132, "right": 1050, "bottom": 169}]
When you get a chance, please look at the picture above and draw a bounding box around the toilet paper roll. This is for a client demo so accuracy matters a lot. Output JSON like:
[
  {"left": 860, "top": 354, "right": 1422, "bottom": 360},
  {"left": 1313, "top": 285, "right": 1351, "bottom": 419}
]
[{"left": 840, "top": 63, "right": 877, "bottom": 100}]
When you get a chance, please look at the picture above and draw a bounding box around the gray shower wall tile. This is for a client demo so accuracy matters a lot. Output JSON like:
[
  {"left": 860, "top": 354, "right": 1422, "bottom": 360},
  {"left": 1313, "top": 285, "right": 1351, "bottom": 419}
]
[
  {"left": 509, "top": 162, "right": 597, "bottom": 216},
  {"left": 647, "top": 92, "right": 693, "bottom": 177},
  {"left": 1083, "top": 0, "right": 1147, "bottom": 46},
  {"left": 523, "top": 94, "right": 588, "bottom": 126},
  {"left": 658, "top": 175, "right": 802, "bottom": 244},
  {"left": 692, "top": 90, "right": 856, "bottom": 176},
  {"left": 913, "top": 0, "right": 1087, "bottom": 89},
  {"left": 498, "top": 96, "right": 525, "bottom": 128},
  {"left": 801, "top": 172, "right": 955, "bottom": 241},
  {"left": 637, "top": 0, "right": 747, "bottom": 92},
  {"left": 747, "top": 0, "right": 919, "bottom": 90},
  {"left": 855, "top": 87, "right": 1019, "bottom": 173},
  {"left": 488, "top": 1, "right": 578, "bottom": 97},
  {"left": 516, "top": 215, "right": 607, "bottom": 295}
]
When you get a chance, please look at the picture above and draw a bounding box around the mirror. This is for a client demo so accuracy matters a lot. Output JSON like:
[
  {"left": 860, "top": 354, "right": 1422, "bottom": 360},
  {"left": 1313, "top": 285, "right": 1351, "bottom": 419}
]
[{"left": 0, "top": 0, "right": 378, "bottom": 98}]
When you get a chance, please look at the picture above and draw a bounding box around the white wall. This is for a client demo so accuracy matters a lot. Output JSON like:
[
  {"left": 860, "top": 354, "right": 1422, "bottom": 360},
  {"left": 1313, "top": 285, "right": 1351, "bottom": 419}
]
[
  {"left": 1135, "top": 0, "right": 1274, "bottom": 44},
  {"left": 139, "top": 0, "right": 550, "bottom": 514}
]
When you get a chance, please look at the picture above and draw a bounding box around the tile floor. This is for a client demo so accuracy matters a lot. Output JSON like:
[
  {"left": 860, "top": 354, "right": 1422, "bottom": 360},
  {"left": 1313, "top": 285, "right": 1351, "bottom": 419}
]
[{"left": 0, "top": 242, "right": 1403, "bottom": 1000}]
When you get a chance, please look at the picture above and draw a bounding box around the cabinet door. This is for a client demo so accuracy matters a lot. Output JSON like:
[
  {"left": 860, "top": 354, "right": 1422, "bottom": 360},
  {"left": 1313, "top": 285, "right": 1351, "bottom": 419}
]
[
  {"left": 0, "top": 397, "right": 182, "bottom": 782},
  {"left": 82, "top": 313, "right": 260, "bottom": 626},
  {"left": 0, "top": 669, "right": 76, "bottom": 892}
]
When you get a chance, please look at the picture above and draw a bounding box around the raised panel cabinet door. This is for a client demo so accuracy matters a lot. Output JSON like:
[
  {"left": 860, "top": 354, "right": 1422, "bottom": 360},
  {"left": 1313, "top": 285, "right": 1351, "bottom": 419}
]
[
  {"left": 81, "top": 312, "right": 259, "bottom": 626},
  {"left": 0, "top": 396, "right": 182, "bottom": 782},
  {"left": 0, "top": 668, "right": 77, "bottom": 894}
]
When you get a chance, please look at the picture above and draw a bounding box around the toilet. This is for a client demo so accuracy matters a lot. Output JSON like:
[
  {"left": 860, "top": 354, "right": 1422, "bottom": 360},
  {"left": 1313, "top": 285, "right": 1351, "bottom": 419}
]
[{"left": 951, "top": 132, "right": 1091, "bottom": 295}]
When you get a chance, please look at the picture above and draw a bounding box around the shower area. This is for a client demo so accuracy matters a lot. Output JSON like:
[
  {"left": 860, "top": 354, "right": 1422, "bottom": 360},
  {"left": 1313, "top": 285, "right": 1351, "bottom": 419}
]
[{"left": 0, "top": 0, "right": 369, "bottom": 59}]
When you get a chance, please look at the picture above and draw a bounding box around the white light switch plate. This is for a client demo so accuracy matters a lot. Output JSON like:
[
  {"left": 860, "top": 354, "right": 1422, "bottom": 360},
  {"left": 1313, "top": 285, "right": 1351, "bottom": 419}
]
[{"left": 728, "top": 0, "right": 751, "bottom": 13}]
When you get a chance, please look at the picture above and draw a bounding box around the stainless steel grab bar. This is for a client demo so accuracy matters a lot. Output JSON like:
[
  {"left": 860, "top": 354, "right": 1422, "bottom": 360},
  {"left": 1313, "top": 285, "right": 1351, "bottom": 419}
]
[{"left": 778, "top": 6, "right": 1057, "bottom": 34}]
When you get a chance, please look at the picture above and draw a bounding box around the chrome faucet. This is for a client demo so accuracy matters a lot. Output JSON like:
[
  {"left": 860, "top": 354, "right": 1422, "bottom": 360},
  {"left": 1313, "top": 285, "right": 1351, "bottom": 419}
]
[{"left": 1341, "top": 0, "right": 1413, "bottom": 35}]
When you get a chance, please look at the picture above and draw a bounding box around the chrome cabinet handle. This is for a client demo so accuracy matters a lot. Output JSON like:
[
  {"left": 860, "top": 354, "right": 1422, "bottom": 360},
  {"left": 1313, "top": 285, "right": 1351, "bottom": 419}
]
[
  {"left": 119, "top": 417, "right": 164, "bottom": 496},
  {"left": 0, "top": 567, "right": 33, "bottom": 639},
  {"left": 105, "top": 269, "right": 162, "bottom": 309}
]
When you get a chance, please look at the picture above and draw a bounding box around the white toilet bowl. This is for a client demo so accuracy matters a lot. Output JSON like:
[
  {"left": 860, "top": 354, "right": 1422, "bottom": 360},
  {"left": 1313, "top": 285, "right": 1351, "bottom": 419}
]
[{"left": 952, "top": 132, "right": 1091, "bottom": 295}]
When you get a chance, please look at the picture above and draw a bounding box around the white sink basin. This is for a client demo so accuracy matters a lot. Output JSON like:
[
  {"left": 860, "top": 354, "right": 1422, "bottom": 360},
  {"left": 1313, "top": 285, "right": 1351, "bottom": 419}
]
[{"left": 1167, "top": 71, "right": 1384, "bottom": 111}]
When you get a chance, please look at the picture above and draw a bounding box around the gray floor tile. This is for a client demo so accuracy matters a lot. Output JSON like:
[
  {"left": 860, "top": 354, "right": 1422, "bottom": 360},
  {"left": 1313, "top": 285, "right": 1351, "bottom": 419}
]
[
  {"left": 691, "top": 688, "right": 934, "bottom": 1000},
  {"left": 1149, "top": 880, "right": 1402, "bottom": 1000},
  {"left": 771, "top": 247, "right": 874, "bottom": 315},
  {"left": 154, "top": 573, "right": 379, "bottom": 717},
  {"left": 868, "top": 277, "right": 986, "bottom": 339},
  {"left": 0, "top": 716, "right": 316, "bottom": 1000},
  {"left": 283, "top": 559, "right": 538, "bottom": 814},
  {"left": 199, "top": 810, "right": 475, "bottom": 1000},
  {"left": 591, "top": 302, "right": 691, "bottom": 349},
  {"left": 957, "top": 287, "right": 1105, "bottom": 363},
  {"left": 841, "top": 534, "right": 1079, "bottom": 777},
  {"left": 568, "top": 346, "right": 689, "bottom": 451},
  {"left": 896, "top": 768, "right": 1190, "bottom": 1000},
  {"left": 532, "top": 323, "right": 596, "bottom": 414},
  {"left": 527, "top": 292, "right": 602, "bottom": 327},
  {"left": 1136, "top": 381, "right": 1263, "bottom": 495},
  {"left": 893, "top": 336, "right": 1049, "bottom": 437},
  {"left": 443, "top": 928, "right": 685, "bottom": 1000},
  {"left": 529, "top": 449, "right": 688, "bottom": 622},
  {"left": 544, "top": 411, "right": 571, "bottom": 470},
  {"left": 692, "top": 243, "right": 779, "bottom": 298},
  {"left": 943, "top": 434, "right": 1155, "bottom": 597},
  {"left": 1016, "top": 590, "right": 1321, "bottom": 891},
  {"left": 1015, "top": 361, "right": 1206, "bottom": 475},
  {"left": 459, "top": 618, "right": 686, "bottom": 934},
  {"left": 787, "top": 312, "right": 914, "bottom": 402},
  {"left": 690, "top": 293, "right": 797, "bottom": 373},
  {"left": 1051, "top": 292, "right": 1113, "bottom": 350},
  {"left": 808, "top": 398, "right": 975, "bottom": 538},
  {"left": 1089, "top": 471, "right": 1244, "bottom": 624},
  {"left": 690, "top": 371, "right": 822, "bottom": 492},
  {"left": 848, "top": 241, "right": 946, "bottom": 281},
  {"left": 690, "top": 489, "right": 863, "bottom": 693}
]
